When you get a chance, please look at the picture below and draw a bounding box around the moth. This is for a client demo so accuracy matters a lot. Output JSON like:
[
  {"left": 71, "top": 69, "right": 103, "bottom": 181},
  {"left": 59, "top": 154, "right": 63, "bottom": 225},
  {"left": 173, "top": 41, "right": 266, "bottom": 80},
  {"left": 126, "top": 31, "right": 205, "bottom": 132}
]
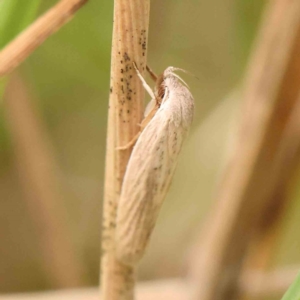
[{"left": 115, "top": 63, "right": 195, "bottom": 265}]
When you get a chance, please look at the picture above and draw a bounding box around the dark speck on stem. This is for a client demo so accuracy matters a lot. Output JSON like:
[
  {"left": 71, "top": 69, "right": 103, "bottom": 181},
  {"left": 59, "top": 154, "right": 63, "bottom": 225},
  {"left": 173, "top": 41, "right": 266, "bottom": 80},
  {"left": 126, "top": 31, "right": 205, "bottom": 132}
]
[{"left": 123, "top": 52, "right": 130, "bottom": 62}]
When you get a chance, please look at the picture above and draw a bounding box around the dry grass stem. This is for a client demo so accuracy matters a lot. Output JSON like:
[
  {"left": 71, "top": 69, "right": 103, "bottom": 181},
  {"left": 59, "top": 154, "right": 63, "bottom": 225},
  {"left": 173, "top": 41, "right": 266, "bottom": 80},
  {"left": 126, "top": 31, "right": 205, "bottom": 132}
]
[
  {"left": 101, "top": 1, "right": 150, "bottom": 300},
  {"left": 4, "top": 75, "right": 85, "bottom": 287},
  {"left": 0, "top": 0, "right": 88, "bottom": 78},
  {"left": 240, "top": 95, "right": 300, "bottom": 299},
  {"left": 188, "top": 0, "right": 300, "bottom": 299}
]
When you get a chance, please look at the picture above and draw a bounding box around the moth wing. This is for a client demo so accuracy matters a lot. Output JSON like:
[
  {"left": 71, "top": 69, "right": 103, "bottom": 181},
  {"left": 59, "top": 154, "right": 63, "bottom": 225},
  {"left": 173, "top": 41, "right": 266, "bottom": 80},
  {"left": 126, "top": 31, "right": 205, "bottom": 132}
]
[{"left": 115, "top": 110, "right": 188, "bottom": 265}]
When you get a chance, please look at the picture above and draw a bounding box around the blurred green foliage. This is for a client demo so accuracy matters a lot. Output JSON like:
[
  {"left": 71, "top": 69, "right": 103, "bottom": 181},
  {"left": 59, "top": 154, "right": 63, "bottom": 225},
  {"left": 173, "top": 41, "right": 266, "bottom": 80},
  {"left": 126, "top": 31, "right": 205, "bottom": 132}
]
[
  {"left": 1, "top": 1, "right": 299, "bottom": 298},
  {"left": 282, "top": 272, "right": 300, "bottom": 300},
  {"left": 235, "top": 0, "right": 266, "bottom": 71},
  {"left": 0, "top": 0, "right": 41, "bottom": 48}
]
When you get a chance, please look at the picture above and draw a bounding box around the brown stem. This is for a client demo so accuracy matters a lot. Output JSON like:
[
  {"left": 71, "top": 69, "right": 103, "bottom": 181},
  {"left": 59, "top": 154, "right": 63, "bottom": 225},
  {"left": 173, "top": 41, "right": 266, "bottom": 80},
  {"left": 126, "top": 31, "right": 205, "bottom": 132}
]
[
  {"left": 240, "top": 95, "right": 300, "bottom": 299},
  {"left": 101, "top": 1, "right": 150, "bottom": 300},
  {"left": 0, "top": 0, "right": 88, "bottom": 77},
  {"left": 4, "top": 74, "right": 86, "bottom": 287},
  {"left": 188, "top": 0, "right": 300, "bottom": 299}
]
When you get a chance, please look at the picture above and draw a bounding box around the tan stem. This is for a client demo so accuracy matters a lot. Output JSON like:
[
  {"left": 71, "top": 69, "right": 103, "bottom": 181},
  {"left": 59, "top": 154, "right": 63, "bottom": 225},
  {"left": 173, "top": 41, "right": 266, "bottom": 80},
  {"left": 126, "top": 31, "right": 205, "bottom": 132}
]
[
  {"left": 101, "top": 1, "right": 150, "bottom": 300},
  {"left": 4, "top": 74, "right": 85, "bottom": 287},
  {"left": 0, "top": 0, "right": 88, "bottom": 77},
  {"left": 240, "top": 95, "right": 300, "bottom": 299},
  {"left": 188, "top": 0, "right": 300, "bottom": 299}
]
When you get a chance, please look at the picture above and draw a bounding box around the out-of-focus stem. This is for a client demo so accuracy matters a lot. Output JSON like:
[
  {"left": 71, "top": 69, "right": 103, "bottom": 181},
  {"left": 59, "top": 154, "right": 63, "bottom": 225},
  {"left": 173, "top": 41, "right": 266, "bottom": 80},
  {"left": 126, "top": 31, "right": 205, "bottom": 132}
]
[
  {"left": 4, "top": 74, "right": 85, "bottom": 287},
  {"left": 188, "top": 0, "right": 300, "bottom": 299},
  {"left": 240, "top": 95, "right": 300, "bottom": 299}
]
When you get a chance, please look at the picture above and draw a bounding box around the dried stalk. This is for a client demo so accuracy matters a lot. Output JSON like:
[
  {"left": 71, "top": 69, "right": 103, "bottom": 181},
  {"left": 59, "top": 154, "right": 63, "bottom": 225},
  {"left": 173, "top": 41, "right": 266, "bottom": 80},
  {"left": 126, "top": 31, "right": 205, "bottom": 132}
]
[
  {"left": 4, "top": 74, "right": 85, "bottom": 287},
  {"left": 0, "top": 0, "right": 88, "bottom": 78},
  {"left": 101, "top": 1, "right": 150, "bottom": 300},
  {"left": 188, "top": 0, "right": 300, "bottom": 299},
  {"left": 240, "top": 95, "right": 300, "bottom": 299}
]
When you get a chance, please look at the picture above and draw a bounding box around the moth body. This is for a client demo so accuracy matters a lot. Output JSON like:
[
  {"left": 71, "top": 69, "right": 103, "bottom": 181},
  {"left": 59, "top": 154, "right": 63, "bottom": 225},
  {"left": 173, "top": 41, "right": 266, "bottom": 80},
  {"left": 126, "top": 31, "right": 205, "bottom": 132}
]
[{"left": 115, "top": 67, "right": 194, "bottom": 265}]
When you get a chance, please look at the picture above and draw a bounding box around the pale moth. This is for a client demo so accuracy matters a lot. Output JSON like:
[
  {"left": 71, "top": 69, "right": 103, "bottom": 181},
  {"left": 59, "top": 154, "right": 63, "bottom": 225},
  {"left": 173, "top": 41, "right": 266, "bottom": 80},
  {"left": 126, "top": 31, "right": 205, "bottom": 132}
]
[{"left": 116, "top": 63, "right": 194, "bottom": 265}]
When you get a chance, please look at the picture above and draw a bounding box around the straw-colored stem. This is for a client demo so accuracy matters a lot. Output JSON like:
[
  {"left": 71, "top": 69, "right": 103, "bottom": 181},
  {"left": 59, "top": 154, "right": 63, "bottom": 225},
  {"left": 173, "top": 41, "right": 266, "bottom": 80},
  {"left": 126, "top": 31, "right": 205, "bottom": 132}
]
[
  {"left": 240, "top": 96, "right": 300, "bottom": 300},
  {"left": 4, "top": 74, "right": 85, "bottom": 287},
  {"left": 101, "top": 1, "right": 150, "bottom": 300},
  {"left": 188, "top": 0, "right": 300, "bottom": 299},
  {"left": 0, "top": 0, "right": 88, "bottom": 78}
]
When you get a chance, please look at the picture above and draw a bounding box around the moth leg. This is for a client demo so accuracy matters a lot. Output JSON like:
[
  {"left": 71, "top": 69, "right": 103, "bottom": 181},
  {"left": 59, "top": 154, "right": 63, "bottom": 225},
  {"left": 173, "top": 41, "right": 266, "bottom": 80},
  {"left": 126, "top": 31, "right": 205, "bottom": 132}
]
[
  {"left": 118, "top": 63, "right": 159, "bottom": 151},
  {"left": 117, "top": 132, "right": 141, "bottom": 150},
  {"left": 117, "top": 105, "right": 158, "bottom": 151},
  {"left": 132, "top": 62, "right": 155, "bottom": 99},
  {"left": 146, "top": 65, "right": 158, "bottom": 81}
]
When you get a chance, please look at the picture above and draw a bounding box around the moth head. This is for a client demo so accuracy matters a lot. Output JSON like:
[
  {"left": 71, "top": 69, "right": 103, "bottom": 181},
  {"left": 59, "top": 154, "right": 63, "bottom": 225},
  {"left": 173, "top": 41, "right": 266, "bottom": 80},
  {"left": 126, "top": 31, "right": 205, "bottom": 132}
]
[
  {"left": 155, "top": 67, "right": 196, "bottom": 105},
  {"left": 163, "top": 67, "right": 192, "bottom": 88}
]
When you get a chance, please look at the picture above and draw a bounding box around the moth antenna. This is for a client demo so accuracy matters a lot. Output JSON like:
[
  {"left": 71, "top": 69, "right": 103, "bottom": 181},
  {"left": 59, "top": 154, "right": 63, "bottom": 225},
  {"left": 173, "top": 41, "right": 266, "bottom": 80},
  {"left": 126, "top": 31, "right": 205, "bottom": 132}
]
[
  {"left": 172, "top": 67, "right": 199, "bottom": 80},
  {"left": 171, "top": 72, "right": 190, "bottom": 88}
]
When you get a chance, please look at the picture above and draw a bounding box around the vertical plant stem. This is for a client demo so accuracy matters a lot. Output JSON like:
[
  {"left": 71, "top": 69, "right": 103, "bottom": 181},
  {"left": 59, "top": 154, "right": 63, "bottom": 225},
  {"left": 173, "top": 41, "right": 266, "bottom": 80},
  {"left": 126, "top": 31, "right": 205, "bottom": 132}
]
[
  {"left": 240, "top": 97, "right": 300, "bottom": 299},
  {"left": 188, "top": 0, "right": 300, "bottom": 299},
  {"left": 4, "top": 74, "right": 85, "bottom": 287},
  {"left": 101, "top": 1, "right": 150, "bottom": 300}
]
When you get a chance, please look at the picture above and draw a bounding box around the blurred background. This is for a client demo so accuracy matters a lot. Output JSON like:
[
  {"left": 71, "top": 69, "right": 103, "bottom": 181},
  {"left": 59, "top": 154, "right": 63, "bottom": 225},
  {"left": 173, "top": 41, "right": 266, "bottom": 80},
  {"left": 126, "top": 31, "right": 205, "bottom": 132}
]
[{"left": 1, "top": 0, "right": 299, "bottom": 295}]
